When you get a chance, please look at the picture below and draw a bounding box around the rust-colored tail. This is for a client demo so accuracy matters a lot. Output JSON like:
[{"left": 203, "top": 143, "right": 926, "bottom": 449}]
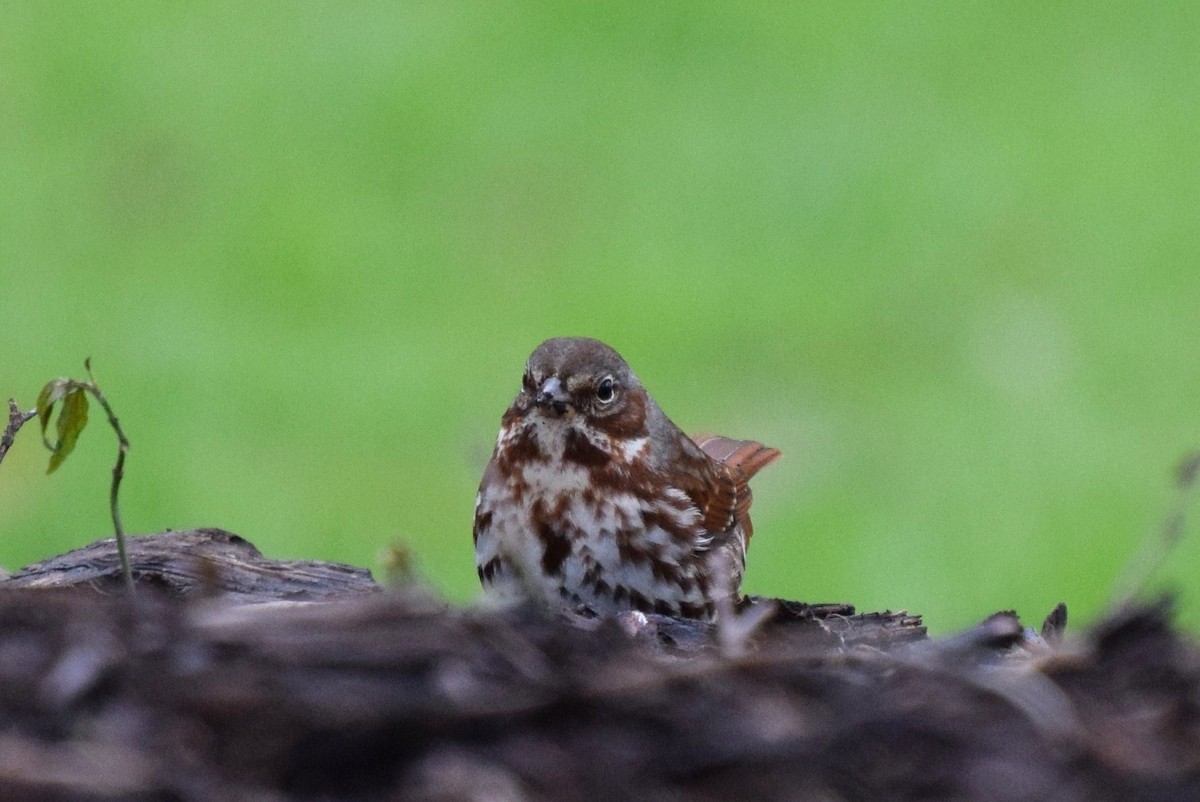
[
  {"left": 691, "top": 435, "right": 781, "bottom": 480},
  {"left": 690, "top": 434, "right": 780, "bottom": 544}
]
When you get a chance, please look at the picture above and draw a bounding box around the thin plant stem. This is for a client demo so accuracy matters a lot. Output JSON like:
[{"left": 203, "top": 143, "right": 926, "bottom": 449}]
[
  {"left": 85, "top": 359, "right": 134, "bottom": 594},
  {"left": 1108, "top": 450, "right": 1200, "bottom": 613}
]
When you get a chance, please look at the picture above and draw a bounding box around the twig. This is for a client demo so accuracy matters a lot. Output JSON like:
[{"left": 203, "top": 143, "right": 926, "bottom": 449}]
[
  {"left": 0, "top": 398, "right": 37, "bottom": 469},
  {"left": 84, "top": 359, "right": 134, "bottom": 595},
  {"left": 1107, "top": 450, "right": 1200, "bottom": 613}
]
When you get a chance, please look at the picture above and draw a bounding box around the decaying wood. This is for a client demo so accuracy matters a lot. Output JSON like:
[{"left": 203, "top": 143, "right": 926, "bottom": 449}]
[
  {"left": 2, "top": 528, "right": 380, "bottom": 600},
  {"left": 0, "top": 530, "right": 1197, "bottom": 801},
  {"left": 1, "top": 529, "right": 925, "bottom": 650}
]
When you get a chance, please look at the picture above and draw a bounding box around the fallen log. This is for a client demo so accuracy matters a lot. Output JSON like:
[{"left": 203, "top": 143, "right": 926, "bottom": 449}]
[
  {"left": 2, "top": 528, "right": 380, "bottom": 600},
  {"left": 0, "top": 530, "right": 1195, "bottom": 801}
]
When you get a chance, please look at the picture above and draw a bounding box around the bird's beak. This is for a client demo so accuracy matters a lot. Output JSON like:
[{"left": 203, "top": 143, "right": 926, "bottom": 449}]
[{"left": 535, "top": 377, "right": 570, "bottom": 414}]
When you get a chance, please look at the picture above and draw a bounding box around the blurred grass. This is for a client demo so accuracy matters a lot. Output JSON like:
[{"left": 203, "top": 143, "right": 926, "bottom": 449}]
[{"left": 2, "top": 2, "right": 1198, "bottom": 634}]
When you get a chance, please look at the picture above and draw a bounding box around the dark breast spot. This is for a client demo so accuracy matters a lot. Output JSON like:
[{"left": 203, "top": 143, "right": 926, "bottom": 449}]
[
  {"left": 650, "top": 556, "right": 677, "bottom": 583},
  {"left": 538, "top": 522, "right": 571, "bottom": 576},
  {"left": 478, "top": 557, "right": 502, "bottom": 584},
  {"left": 563, "top": 428, "right": 609, "bottom": 468},
  {"left": 617, "top": 534, "right": 650, "bottom": 565},
  {"left": 501, "top": 428, "right": 541, "bottom": 466},
  {"left": 627, "top": 589, "right": 653, "bottom": 613},
  {"left": 472, "top": 510, "right": 493, "bottom": 544}
]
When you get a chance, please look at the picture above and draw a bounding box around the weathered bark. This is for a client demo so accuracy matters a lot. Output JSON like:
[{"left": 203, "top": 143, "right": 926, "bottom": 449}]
[
  {"left": 1, "top": 529, "right": 925, "bottom": 650},
  {"left": 0, "top": 530, "right": 1196, "bottom": 802},
  {"left": 2, "top": 528, "right": 380, "bottom": 600}
]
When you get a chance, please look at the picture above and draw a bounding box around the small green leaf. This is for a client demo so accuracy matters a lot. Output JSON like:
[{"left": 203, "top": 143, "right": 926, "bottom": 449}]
[
  {"left": 47, "top": 387, "right": 89, "bottom": 474},
  {"left": 36, "top": 379, "right": 71, "bottom": 446}
]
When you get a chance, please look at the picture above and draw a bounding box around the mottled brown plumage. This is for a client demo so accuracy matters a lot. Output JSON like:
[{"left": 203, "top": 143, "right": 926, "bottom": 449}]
[{"left": 473, "top": 337, "right": 779, "bottom": 620}]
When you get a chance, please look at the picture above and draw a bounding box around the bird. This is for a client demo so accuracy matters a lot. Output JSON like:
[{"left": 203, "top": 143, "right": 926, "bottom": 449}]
[{"left": 473, "top": 337, "right": 779, "bottom": 620}]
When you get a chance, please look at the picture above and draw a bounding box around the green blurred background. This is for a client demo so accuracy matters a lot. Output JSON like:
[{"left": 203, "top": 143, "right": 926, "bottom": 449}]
[{"left": 2, "top": 3, "right": 1197, "bottom": 634}]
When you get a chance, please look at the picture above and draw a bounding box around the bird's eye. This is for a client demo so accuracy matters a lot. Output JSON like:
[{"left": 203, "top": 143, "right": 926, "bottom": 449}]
[{"left": 596, "top": 376, "right": 616, "bottom": 404}]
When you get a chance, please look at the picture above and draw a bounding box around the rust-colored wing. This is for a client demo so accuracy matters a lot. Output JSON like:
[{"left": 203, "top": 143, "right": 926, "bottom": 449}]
[{"left": 688, "top": 434, "right": 780, "bottom": 544}]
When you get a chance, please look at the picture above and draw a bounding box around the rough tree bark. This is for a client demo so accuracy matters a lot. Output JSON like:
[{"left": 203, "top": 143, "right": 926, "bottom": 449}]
[
  {"left": 0, "top": 529, "right": 1196, "bottom": 802},
  {"left": 2, "top": 528, "right": 380, "bottom": 600}
]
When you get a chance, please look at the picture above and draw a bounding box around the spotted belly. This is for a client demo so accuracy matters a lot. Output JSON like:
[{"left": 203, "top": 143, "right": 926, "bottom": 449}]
[{"left": 473, "top": 464, "right": 727, "bottom": 620}]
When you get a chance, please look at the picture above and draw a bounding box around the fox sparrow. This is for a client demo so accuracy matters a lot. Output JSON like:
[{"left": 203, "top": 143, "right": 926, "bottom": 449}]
[{"left": 473, "top": 337, "right": 779, "bottom": 620}]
